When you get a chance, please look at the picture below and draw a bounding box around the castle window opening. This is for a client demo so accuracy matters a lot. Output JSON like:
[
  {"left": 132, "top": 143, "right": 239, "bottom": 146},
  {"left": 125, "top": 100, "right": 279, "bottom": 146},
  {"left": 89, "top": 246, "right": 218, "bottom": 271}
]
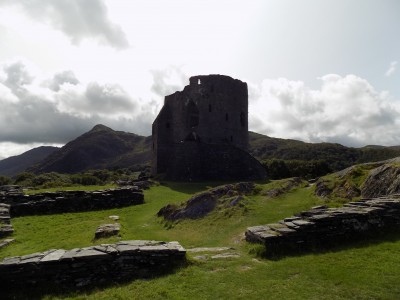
[
  {"left": 166, "top": 122, "right": 170, "bottom": 128},
  {"left": 225, "top": 113, "right": 229, "bottom": 121},
  {"left": 230, "top": 136, "right": 233, "bottom": 142},
  {"left": 198, "top": 79, "right": 201, "bottom": 85},
  {"left": 209, "top": 104, "right": 212, "bottom": 112}
]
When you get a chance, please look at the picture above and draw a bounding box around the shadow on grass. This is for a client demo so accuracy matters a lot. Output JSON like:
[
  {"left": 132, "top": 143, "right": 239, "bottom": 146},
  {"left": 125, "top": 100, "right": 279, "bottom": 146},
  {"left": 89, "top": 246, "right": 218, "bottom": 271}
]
[
  {"left": 250, "top": 230, "right": 400, "bottom": 261},
  {"left": 2, "top": 261, "right": 191, "bottom": 300}
]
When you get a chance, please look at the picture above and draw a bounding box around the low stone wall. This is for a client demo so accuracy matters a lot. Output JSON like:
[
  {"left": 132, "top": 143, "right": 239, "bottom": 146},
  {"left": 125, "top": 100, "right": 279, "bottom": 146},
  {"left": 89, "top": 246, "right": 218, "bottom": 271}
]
[
  {"left": 246, "top": 195, "right": 400, "bottom": 255},
  {"left": 1, "top": 187, "right": 144, "bottom": 217},
  {"left": 0, "top": 240, "right": 186, "bottom": 289}
]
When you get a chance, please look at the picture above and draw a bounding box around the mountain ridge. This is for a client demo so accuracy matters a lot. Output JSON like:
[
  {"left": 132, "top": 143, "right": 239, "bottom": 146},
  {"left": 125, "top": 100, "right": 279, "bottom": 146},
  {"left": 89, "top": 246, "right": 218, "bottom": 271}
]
[
  {"left": 27, "top": 124, "right": 152, "bottom": 174},
  {"left": 2, "top": 125, "right": 400, "bottom": 177},
  {"left": 0, "top": 146, "right": 59, "bottom": 176}
]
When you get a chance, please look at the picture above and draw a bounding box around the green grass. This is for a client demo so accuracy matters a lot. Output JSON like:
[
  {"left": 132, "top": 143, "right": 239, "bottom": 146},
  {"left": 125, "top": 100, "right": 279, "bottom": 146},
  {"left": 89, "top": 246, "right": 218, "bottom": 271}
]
[{"left": 2, "top": 181, "right": 400, "bottom": 299}]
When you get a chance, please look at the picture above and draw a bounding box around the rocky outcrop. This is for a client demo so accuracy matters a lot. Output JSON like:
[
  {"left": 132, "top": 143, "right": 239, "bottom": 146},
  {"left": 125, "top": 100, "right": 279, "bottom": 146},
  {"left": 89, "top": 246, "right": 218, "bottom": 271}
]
[
  {"left": 361, "top": 165, "right": 400, "bottom": 198},
  {"left": 158, "top": 182, "right": 255, "bottom": 221},
  {"left": 264, "top": 177, "right": 304, "bottom": 197},
  {"left": 314, "top": 181, "right": 332, "bottom": 197},
  {"left": 246, "top": 195, "right": 400, "bottom": 256},
  {"left": 1, "top": 187, "right": 144, "bottom": 217},
  {"left": 0, "top": 240, "right": 186, "bottom": 290}
]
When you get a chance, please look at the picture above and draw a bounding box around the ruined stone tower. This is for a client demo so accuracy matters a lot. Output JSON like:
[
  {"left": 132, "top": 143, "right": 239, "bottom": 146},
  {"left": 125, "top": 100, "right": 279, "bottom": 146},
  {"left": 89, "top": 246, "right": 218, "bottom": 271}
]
[{"left": 152, "top": 74, "right": 267, "bottom": 181}]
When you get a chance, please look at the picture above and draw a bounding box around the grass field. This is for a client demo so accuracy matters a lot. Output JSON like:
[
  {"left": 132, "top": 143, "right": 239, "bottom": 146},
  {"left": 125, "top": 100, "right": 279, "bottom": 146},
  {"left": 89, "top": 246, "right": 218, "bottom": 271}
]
[{"left": 2, "top": 180, "right": 400, "bottom": 299}]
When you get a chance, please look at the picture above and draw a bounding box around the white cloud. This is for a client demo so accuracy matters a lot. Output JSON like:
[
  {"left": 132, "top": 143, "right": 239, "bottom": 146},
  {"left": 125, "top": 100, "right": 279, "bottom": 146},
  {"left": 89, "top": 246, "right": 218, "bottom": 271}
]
[
  {"left": 0, "top": 60, "right": 152, "bottom": 151},
  {"left": 249, "top": 74, "right": 400, "bottom": 147},
  {"left": 44, "top": 70, "right": 79, "bottom": 92},
  {"left": 150, "top": 66, "right": 188, "bottom": 98},
  {"left": 0, "top": 0, "right": 129, "bottom": 49},
  {"left": 56, "top": 82, "right": 137, "bottom": 117},
  {"left": 385, "top": 61, "right": 398, "bottom": 77}
]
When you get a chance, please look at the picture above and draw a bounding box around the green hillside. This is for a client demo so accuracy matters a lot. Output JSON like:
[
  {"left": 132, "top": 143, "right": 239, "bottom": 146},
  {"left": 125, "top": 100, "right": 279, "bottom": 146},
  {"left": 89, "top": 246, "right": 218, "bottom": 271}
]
[
  {"left": 249, "top": 131, "right": 400, "bottom": 178},
  {"left": 29, "top": 124, "right": 152, "bottom": 174},
  {"left": 3, "top": 179, "right": 400, "bottom": 299},
  {"left": 0, "top": 146, "right": 58, "bottom": 176}
]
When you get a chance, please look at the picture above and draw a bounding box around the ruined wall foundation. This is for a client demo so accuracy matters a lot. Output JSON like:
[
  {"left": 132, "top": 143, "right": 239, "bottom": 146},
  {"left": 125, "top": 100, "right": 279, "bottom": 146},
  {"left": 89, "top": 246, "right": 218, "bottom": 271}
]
[
  {"left": 246, "top": 195, "right": 400, "bottom": 256},
  {"left": 0, "top": 240, "right": 186, "bottom": 289},
  {"left": 1, "top": 187, "right": 144, "bottom": 217}
]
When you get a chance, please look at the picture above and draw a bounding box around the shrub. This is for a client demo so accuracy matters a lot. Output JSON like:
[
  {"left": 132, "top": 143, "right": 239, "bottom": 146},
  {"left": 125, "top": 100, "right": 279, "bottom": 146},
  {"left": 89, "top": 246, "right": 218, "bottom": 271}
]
[
  {"left": 14, "top": 172, "right": 35, "bottom": 186},
  {"left": 0, "top": 175, "right": 12, "bottom": 185}
]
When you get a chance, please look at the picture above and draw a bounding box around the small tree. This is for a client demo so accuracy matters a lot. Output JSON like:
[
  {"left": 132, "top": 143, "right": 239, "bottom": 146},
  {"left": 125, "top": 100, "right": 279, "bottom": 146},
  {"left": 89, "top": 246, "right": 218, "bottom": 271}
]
[
  {"left": 0, "top": 175, "right": 11, "bottom": 186},
  {"left": 14, "top": 172, "right": 35, "bottom": 186}
]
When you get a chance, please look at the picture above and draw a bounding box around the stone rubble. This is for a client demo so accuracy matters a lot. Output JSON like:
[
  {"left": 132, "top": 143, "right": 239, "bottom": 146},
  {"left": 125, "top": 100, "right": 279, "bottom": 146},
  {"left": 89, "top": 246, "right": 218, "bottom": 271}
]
[
  {"left": 246, "top": 195, "right": 400, "bottom": 255},
  {"left": 95, "top": 223, "right": 121, "bottom": 239},
  {"left": 0, "top": 240, "right": 186, "bottom": 289},
  {"left": 0, "top": 238, "right": 14, "bottom": 249},
  {"left": 187, "top": 246, "right": 240, "bottom": 260},
  {"left": 0, "top": 203, "right": 13, "bottom": 237}
]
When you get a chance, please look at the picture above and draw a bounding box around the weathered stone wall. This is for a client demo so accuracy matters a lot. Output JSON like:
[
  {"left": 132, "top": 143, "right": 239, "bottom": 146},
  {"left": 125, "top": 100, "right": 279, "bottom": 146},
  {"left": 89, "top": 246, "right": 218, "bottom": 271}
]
[
  {"left": 1, "top": 187, "right": 144, "bottom": 217},
  {"left": 246, "top": 195, "right": 400, "bottom": 255},
  {"left": 151, "top": 74, "right": 267, "bottom": 180},
  {"left": 0, "top": 240, "right": 186, "bottom": 289},
  {"left": 0, "top": 203, "right": 13, "bottom": 237}
]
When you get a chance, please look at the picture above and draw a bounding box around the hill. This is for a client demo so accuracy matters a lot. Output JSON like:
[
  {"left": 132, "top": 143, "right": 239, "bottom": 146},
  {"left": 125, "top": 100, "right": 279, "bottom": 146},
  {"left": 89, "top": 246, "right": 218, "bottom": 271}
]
[
  {"left": 4, "top": 127, "right": 400, "bottom": 177},
  {"left": 248, "top": 131, "right": 400, "bottom": 175},
  {"left": 0, "top": 146, "right": 58, "bottom": 177},
  {"left": 29, "top": 124, "right": 152, "bottom": 174}
]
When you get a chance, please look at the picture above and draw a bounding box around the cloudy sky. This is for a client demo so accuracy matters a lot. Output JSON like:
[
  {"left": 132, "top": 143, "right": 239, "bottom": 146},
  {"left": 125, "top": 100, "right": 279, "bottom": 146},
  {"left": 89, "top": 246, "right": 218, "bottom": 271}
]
[{"left": 0, "top": 0, "right": 399, "bottom": 159}]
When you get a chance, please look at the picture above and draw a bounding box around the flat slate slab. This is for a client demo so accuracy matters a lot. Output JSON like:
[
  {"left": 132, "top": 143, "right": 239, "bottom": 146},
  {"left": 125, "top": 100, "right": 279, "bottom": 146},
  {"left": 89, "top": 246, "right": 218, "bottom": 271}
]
[
  {"left": 95, "top": 223, "right": 121, "bottom": 239},
  {"left": 0, "top": 203, "right": 13, "bottom": 238},
  {"left": 0, "top": 238, "right": 15, "bottom": 249}
]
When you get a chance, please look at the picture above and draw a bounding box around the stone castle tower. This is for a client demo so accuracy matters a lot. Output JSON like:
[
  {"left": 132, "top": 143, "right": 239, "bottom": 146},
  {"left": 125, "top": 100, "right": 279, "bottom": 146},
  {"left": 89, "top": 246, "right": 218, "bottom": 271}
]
[{"left": 152, "top": 74, "right": 267, "bottom": 181}]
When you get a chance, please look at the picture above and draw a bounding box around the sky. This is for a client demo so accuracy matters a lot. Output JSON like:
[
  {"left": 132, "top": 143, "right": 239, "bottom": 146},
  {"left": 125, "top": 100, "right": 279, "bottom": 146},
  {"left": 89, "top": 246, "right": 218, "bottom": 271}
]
[{"left": 0, "top": 0, "right": 399, "bottom": 159}]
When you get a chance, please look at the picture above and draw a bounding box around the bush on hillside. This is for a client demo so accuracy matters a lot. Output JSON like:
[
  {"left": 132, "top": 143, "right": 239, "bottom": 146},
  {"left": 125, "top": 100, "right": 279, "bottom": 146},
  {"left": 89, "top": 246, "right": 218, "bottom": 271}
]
[
  {"left": 0, "top": 175, "right": 12, "bottom": 186},
  {"left": 263, "top": 159, "right": 332, "bottom": 180}
]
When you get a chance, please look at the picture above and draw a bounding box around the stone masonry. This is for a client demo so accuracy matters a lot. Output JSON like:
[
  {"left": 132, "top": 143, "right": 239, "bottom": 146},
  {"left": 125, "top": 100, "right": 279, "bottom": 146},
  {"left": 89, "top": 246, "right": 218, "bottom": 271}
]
[
  {"left": 1, "top": 186, "right": 144, "bottom": 217},
  {"left": 0, "top": 203, "right": 13, "bottom": 237},
  {"left": 152, "top": 74, "right": 267, "bottom": 181},
  {"left": 0, "top": 240, "right": 186, "bottom": 289},
  {"left": 246, "top": 195, "right": 400, "bottom": 255}
]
